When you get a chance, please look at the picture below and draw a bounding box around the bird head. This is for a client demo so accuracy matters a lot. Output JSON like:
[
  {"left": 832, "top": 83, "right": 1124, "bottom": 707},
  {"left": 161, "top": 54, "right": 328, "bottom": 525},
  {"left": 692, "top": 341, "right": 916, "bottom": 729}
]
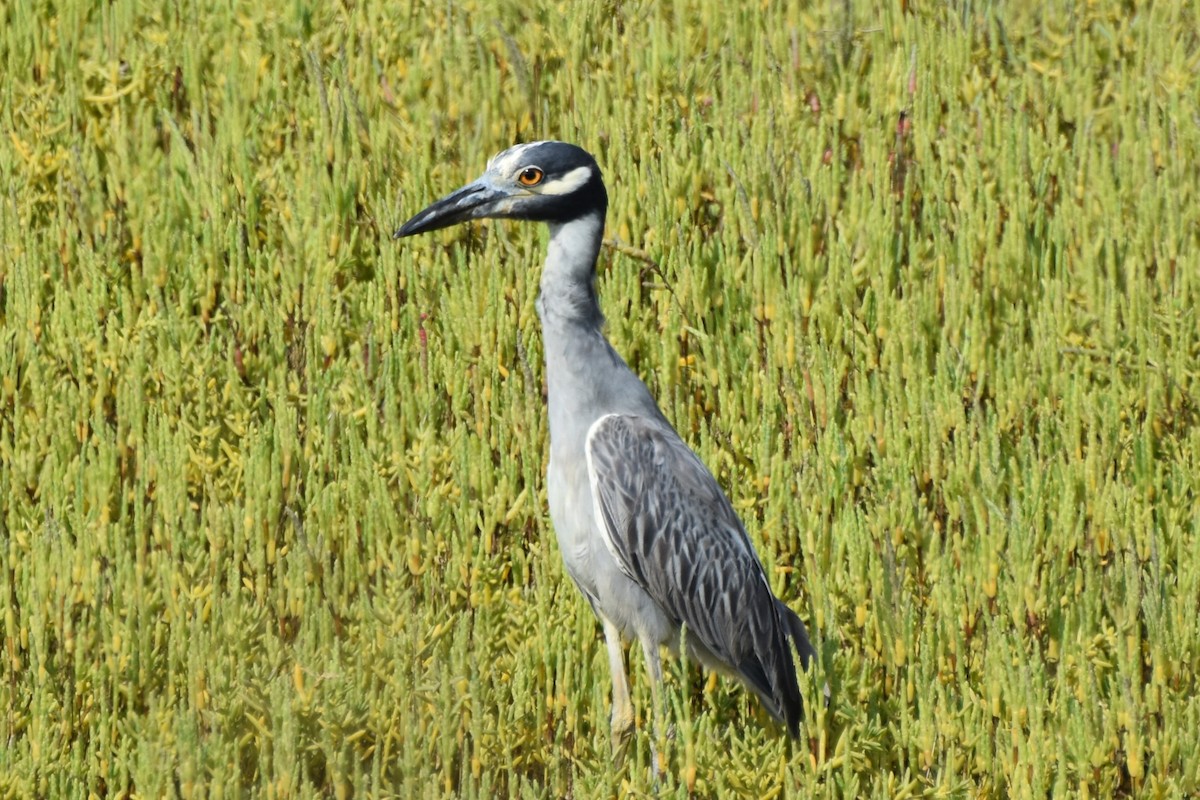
[{"left": 394, "top": 141, "right": 608, "bottom": 238}]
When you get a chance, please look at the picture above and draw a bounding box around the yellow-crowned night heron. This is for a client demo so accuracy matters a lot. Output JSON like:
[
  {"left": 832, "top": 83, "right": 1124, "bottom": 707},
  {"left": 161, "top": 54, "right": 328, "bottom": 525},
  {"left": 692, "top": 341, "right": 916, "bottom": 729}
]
[{"left": 395, "top": 141, "right": 818, "bottom": 760}]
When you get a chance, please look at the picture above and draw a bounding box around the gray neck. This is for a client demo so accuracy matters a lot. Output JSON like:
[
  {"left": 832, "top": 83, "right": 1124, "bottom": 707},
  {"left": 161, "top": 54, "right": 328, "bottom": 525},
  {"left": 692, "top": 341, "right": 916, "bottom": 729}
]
[
  {"left": 534, "top": 211, "right": 664, "bottom": 455},
  {"left": 536, "top": 212, "right": 606, "bottom": 332},
  {"left": 536, "top": 211, "right": 637, "bottom": 452}
]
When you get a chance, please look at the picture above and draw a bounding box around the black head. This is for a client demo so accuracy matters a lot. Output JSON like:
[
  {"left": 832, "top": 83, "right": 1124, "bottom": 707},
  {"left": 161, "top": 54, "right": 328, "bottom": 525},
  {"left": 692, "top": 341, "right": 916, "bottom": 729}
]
[{"left": 394, "top": 141, "right": 608, "bottom": 238}]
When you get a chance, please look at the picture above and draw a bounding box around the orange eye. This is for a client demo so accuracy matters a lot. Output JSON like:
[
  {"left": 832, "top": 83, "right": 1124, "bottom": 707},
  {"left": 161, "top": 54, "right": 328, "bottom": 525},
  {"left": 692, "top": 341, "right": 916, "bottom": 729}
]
[{"left": 518, "top": 167, "right": 544, "bottom": 186}]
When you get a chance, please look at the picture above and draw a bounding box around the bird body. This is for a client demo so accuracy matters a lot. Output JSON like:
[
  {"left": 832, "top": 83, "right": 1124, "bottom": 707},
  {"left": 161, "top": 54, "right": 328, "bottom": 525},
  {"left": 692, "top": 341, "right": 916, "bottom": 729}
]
[{"left": 396, "top": 142, "right": 817, "bottom": 752}]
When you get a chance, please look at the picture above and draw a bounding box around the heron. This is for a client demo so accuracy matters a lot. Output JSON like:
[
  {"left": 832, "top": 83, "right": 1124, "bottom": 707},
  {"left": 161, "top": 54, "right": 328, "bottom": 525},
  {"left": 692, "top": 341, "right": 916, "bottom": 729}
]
[{"left": 395, "top": 141, "right": 818, "bottom": 763}]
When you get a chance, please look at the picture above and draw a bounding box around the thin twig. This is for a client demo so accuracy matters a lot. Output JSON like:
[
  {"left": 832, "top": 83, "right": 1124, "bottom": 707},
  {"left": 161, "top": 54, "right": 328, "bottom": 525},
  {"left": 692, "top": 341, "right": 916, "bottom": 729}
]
[{"left": 603, "top": 236, "right": 692, "bottom": 327}]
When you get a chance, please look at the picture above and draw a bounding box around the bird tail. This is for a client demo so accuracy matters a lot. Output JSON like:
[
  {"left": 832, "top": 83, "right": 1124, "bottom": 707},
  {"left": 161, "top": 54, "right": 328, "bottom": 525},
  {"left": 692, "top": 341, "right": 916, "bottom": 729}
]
[
  {"left": 776, "top": 599, "right": 817, "bottom": 670},
  {"left": 779, "top": 599, "right": 834, "bottom": 720},
  {"left": 733, "top": 600, "right": 823, "bottom": 738},
  {"left": 774, "top": 599, "right": 818, "bottom": 738}
]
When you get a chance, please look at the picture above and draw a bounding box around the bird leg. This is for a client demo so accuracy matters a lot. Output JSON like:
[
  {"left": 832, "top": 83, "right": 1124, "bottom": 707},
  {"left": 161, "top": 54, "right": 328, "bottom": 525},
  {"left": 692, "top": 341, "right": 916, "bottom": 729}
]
[
  {"left": 640, "top": 636, "right": 667, "bottom": 780},
  {"left": 602, "top": 617, "right": 634, "bottom": 764}
]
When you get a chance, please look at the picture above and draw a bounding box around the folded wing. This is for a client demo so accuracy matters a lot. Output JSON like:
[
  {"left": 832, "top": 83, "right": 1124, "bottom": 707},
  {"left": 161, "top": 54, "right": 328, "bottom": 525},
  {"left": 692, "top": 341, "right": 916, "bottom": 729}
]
[{"left": 584, "top": 413, "right": 815, "bottom": 735}]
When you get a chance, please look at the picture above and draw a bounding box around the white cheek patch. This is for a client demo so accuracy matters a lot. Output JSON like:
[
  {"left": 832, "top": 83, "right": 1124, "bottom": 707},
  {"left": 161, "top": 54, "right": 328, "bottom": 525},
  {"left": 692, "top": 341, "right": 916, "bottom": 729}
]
[{"left": 538, "top": 165, "right": 593, "bottom": 196}]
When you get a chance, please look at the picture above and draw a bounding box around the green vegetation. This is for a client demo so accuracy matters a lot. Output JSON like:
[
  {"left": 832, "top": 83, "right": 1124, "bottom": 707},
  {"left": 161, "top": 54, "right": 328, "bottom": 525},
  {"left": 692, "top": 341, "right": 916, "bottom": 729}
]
[{"left": 3, "top": 1, "right": 1198, "bottom": 796}]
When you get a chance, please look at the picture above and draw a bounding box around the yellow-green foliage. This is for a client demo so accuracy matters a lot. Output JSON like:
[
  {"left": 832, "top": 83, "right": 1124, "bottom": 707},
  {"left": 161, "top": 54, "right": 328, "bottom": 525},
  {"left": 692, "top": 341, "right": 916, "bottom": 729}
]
[{"left": 2, "top": 1, "right": 1198, "bottom": 797}]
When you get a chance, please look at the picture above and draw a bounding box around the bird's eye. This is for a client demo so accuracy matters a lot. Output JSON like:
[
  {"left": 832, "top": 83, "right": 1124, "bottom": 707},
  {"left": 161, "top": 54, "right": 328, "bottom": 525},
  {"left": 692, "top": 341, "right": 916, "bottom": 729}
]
[{"left": 518, "top": 167, "right": 544, "bottom": 186}]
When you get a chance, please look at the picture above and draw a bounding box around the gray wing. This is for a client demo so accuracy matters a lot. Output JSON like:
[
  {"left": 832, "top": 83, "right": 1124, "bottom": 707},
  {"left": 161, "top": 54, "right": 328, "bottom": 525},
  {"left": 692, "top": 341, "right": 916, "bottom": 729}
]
[{"left": 584, "top": 413, "right": 814, "bottom": 735}]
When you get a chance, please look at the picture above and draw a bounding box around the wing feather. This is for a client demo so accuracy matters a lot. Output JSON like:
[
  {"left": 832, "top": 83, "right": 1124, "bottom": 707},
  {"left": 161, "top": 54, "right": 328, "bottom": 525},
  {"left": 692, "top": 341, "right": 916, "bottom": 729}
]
[{"left": 584, "top": 413, "right": 812, "bottom": 734}]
